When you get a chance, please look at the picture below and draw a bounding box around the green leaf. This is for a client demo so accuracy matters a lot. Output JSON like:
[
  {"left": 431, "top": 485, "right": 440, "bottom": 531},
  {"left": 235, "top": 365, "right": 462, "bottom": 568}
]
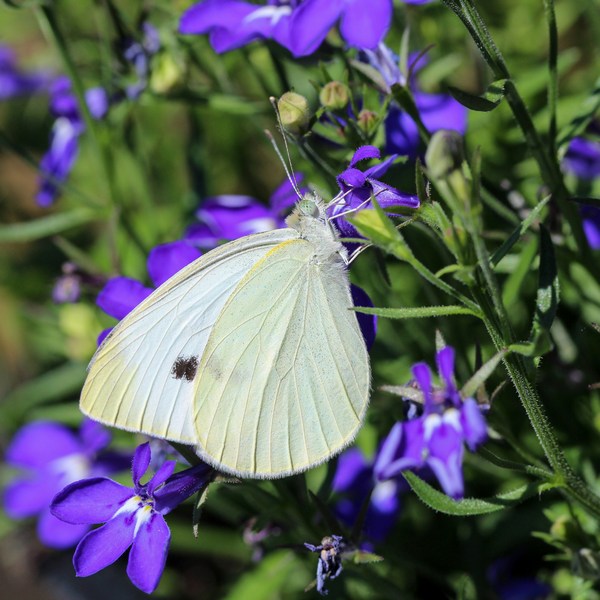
[
  {"left": 354, "top": 305, "right": 478, "bottom": 319},
  {"left": 530, "top": 225, "right": 559, "bottom": 351},
  {"left": 490, "top": 195, "right": 551, "bottom": 266},
  {"left": 0, "top": 362, "right": 87, "bottom": 425},
  {"left": 461, "top": 348, "right": 507, "bottom": 398},
  {"left": 403, "top": 471, "right": 542, "bottom": 515},
  {"left": 448, "top": 79, "right": 507, "bottom": 112},
  {"left": 0, "top": 209, "right": 98, "bottom": 243}
]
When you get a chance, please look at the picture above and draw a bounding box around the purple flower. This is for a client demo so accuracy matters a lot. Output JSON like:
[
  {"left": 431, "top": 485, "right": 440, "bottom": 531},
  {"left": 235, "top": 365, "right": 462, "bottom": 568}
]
[
  {"left": 564, "top": 135, "right": 600, "bottom": 181},
  {"left": 96, "top": 240, "right": 202, "bottom": 344},
  {"left": 122, "top": 22, "right": 161, "bottom": 99},
  {"left": 332, "top": 447, "right": 401, "bottom": 543},
  {"left": 0, "top": 44, "right": 51, "bottom": 99},
  {"left": 580, "top": 206, "right": 600, "bottom": 250},
  {"left": 374, "top": 346, "right": 488, "bottom": 499},
  {"left": 180, "top": 0, "right": 411, "bottom": 57},
  {"left": 329, "top": 145, "right": 419, "bottom": 237},
  {"left": 51, "top": 443, "right": 214, "bottom": 594},
  {"left": 3, "top": 420, "right": 128, "bottom": 549},
  {"left": 185, "top": 174, "right": 305, "bottom": 248},
  {"left": 36, "top": 77, "right": 109, "bottom": 206}
]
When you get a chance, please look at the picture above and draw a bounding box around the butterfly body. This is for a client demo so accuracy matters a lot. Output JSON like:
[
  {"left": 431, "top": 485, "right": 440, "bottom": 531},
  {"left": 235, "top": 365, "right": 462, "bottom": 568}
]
[{"left": 81, "top": 197, "right": 370, "bottom": 478}]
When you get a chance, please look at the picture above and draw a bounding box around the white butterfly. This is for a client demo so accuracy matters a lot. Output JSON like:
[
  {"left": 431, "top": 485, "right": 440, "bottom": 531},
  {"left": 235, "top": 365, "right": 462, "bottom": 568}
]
[{"left": 80, "top": 195, "right": 371, "bottom": 478}]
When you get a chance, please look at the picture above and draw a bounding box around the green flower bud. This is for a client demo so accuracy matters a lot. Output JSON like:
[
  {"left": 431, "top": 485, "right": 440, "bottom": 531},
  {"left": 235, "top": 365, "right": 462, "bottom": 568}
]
[
  {"left": 149, "top": 53, "right": 184, "bottom": 94},
  {"left": 277, "top": 92, "right": 310, "bottom": 134},
  {"left": 357, "top": 110, "right": 378, "bottom": 135},
  {"left": 319, "top": 81, "right": 350, "bottom": 110},
  {"left": 425, "top": 129, "right": 465, "bottom": 180}
]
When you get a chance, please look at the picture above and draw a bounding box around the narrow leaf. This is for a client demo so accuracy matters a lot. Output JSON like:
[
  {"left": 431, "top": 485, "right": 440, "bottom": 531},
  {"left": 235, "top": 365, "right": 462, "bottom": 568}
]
[
  {"left": 404, "top": 471, "right": 541, "bottom": 515},
  {"left": 532, "top": 225, "right": 559, "bottom": 334},
  {"left": 0, "top": 209, "right": 97, "bottom": 243},
  {"left": 448, "top": 79, "right": 507, "bottom": 112},
  {"left": 491, "top": 195, "right": 551, "bottom": 266},
  {"left": 354, "top": 305, "right": 478, "bottom": 319},
  {"left": 461, "top": 348, "right": 507, "bottom": 398}
]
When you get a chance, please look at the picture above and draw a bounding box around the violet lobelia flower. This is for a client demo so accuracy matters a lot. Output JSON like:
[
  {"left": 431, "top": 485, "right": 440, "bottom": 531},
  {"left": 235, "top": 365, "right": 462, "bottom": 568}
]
[
  {"left": 3, "top": 419, "right": 129, "bottom": 549},
  {"left": 374, "top": 346, "right": 488, "bottom": 499},
  {"left": 332, "top": 447, "right": 401, "bottom": 544},
  {"left": 96, "top": 240, "right": 202, "bottom": 344},
  {"left": 180, "top": 0, "right": 425, "bottom": 57},
  {"left": 328, "top": 144, "right": 419, "bottom": 237},
  {"left": 51, "top": 442, "right": 214, "bottom": 594}
]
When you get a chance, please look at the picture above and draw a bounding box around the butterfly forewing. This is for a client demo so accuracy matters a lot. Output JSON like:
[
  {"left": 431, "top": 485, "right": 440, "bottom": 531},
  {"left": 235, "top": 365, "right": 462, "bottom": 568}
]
[
  {"left": 193, "top": 238, "right": 370, "bottom": 477},
  {"left": 80, "top": 229, "right": 296, "bottom": 443}
]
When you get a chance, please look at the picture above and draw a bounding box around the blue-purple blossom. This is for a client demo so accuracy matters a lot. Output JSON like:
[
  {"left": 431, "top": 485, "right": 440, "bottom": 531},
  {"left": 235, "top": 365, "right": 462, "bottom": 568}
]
[
  {"left": 179, "top": 0, "right": 405, "bottom": 57},
  {"left": 121, "top": 22, "right": 161, "bottom": 99},
  {"left": 3, "top": 420, "right": 128, "bottom": 549},
  {"left": 305, "top": 534, "right": 346, "bottom": 595},
  {"left": 363, "top": 44, "right": 467, "bottom": 158},
  {"left": 96, "top": 240, "right": 202, "bottom": 344},
  {"left": 562, "top": 130, "right": 600, "bottom": 249},
  {"left": 185, "top": 174, "right": 305, "bottom": 248},
  {"left": 374, "top": 346, "right": 487, "bottom": 499},
  {"left": 328, "top": 145, "right": 419, "bottom": 237},
  {"left": 36, "top": 77, "right": 109, "bottom": 207},
  {"left": 51, "top": 443, "right": 214, "bottom": 594},
  {"left": 332, "top": 447, "right": 401, "bottom": 543},
  {"left": 0, "top": 45, "right": 51, "bottom": 99}
]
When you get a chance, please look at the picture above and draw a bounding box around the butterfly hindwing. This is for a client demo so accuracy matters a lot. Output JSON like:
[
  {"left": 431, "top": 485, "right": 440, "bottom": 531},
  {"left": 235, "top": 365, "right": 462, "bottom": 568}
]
[
  {"left": 80, "top": 229, "right": 296, "bottom": 443},
  {"left": 193, "top": 238, "right": 371, "bottom": 477}
]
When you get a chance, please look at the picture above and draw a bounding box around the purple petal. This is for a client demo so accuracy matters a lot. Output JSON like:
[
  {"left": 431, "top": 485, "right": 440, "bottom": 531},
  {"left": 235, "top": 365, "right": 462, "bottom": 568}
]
[
  {"left": 51, "top": 477, "right": 133, "bottom": 524},
  {"left": 132, "top": 443, "right": 152, "bottom": 487},
  {"left": 196, "top": 195, "right": 277, "bottom": 241},
  {"left": 460, "top": 398, "right": 487, "bottom": 451},
  {"left": 147, "top": 241, "right": 202, "bottom": 288},
  {"left": 417, "top": 92, "right": 468, "bottom": 136},
  {"left": 363, "top": 153, "right": 397, "bottom": 179},
  {"left": 145, "top": 460, "right": 177, "bottom": 496},
  {"left": 97, "top": 327, "right": 112, "bottom": 346},
  {"left": 426, "top": 416, "right": 465, "bottom": 499},
  {"left": 412, "top": 363, "right": 433, "bottom": 410},
  {"left": 38, "top": 507, "right": 90, "bottom": 549},
  {"left": 375, "top": 419, "right": 426, "bottom": 480},
  {"left": 436, "top": 346, "right": 459, "bottom": 403},
  {"left": 340, "top": 0, "right": 391, "bottom": 50},
  {"left": 289, "top": 0, "right": 346, "bottom": 57},
  {"left": 96, "top": 277, "right": 153, "bottom": 320},
  {"left": 581, "top": 206, "right": 600, "bottom": 249},
  {"left": 49, "top": 76, "right": 79, "bottom": 120},
  {"left": 351, "top": 284, "right": 376, "bottom": 350},
  {"left": 350, "top": 145, "right": 381, "bottom": 167},
  {"left": 79, "top": 419, "right": 111, "bottom": 454},
  {"left": 36, "top": 117, "right": 81, "bottom": 207},
  {"left": 270, "top": 173, "right": 306, "bottom": 214},
  {"left": 338, "top": 167, "right": 367, "bottom": 188},
  {"left": 85, "top": 87, "right": 109, "bottom": 120},
  {"left": 179, "top": 0, "right": 255, "bottom": 35},
  {"left": 385, "top": 104, "right": 420, "bottom": 158},
  {"left": 127, "top": 512, "right": 170, "bottom": 594},
  {"left": 366, "top": 480, "right": 400, "bottom": 541},
  {"left": 368, "top": 179, "right": 420, "bottom": 210},
  {"left": 184, "top": 222, "right": 220, "bottom": 248},
  {"left": 564, "top": 137, "right": 600, "bottom": 181},
  {"left": 5, "top": 421, "right": 82, "bottom": 468},
  {"left": 154, "top": 463, "right": 213, "bottom": 514},
  {"left": 73, "top": 511, "right": 136, "bottom": 577},
  {"left": 332, "top": 448, "right": 369, "bottom": 493},
  {"left": 4, "top": 474, "right": 61, "bottom": 518}
]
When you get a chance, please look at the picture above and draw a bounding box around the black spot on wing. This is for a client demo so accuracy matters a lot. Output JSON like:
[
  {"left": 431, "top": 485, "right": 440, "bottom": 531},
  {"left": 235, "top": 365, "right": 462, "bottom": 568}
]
[{"left": 171, "top": 355, "right": 199, "bottom": 382}]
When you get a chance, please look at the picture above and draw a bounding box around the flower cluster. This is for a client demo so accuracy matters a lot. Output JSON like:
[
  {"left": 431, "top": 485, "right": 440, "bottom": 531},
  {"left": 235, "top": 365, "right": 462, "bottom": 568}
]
[
  {"left": 374, "top": 346, "right": 488, "bottom": 499},
  {"left": 51, "top": 443, "right": 214, "bottom": 593}
]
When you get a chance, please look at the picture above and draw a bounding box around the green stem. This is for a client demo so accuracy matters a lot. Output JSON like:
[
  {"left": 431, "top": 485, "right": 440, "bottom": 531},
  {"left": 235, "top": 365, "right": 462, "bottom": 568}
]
[{"left": 543, "top": 0, "right": 558, "bottom": 158}]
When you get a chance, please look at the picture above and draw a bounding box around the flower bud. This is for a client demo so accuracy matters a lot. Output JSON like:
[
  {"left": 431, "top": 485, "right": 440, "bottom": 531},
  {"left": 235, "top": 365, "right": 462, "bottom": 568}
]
[
  {"left": 357, "top": 109, "right": 378, "bottom": 135},
  {"left": 150, "top": 53, "right": 184, "bottom": 94},
  {"left": 319, "top": 81, "right": 349, "bottom": 110},
  {"left": 277, "top": 92, "right": 310, "bottom": 135},
  {"left": 425, "top": 129, "right": 465, "bottom": 180}
]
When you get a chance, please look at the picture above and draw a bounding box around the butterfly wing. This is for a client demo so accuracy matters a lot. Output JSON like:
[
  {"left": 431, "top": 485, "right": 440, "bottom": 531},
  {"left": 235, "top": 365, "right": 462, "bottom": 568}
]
[
  {"left": 80, "top": 229, "right": 296, "bottom": 443},
  {"left": 193, "top": 238, "right": 371, "bottom": 477}
]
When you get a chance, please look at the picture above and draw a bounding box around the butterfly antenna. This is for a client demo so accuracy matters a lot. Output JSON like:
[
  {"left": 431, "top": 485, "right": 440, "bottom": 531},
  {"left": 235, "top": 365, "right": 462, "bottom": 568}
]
[{"left": 268, "top": 96, "right": 303, "bottom": 200}]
